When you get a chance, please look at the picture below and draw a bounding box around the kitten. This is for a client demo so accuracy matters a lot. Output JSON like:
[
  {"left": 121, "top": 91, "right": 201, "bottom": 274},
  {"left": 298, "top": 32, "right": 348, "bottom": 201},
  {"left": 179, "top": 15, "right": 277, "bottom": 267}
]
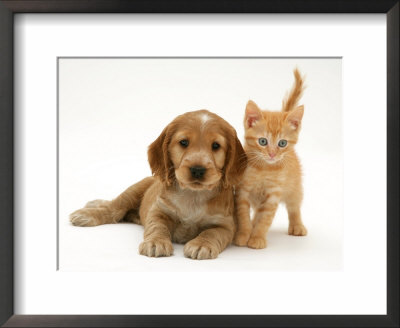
[{"left": 234, "top": 69, "right": 307, "bottom": 249}]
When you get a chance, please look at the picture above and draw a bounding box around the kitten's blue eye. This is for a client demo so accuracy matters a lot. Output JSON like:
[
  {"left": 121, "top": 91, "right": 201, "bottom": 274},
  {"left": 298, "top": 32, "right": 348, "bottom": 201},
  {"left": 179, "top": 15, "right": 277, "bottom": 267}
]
[
  {"left": 179, "top": 139, "right": 189, "bottom": 147},
  {"left": 278, "top": 139, "right": 287, "bottom": 147},
  {"left": 258, "top": 138, "right": 268, "bottom": 146}
]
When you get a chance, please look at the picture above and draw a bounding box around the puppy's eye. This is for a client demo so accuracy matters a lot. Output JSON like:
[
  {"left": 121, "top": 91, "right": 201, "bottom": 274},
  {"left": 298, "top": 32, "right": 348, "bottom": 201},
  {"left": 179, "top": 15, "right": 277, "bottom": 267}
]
[
  {"left": 212, "top": 142, "right": 220, "bottom": 150},
  {"left": 278, "top": 139, "right": 287, "bottom": 148},
  {"left": 179, "top": 139, "right": 189, "bottom": 147},
  {"left": 258, "top": 138, "right": 268, "bottom": 146}
]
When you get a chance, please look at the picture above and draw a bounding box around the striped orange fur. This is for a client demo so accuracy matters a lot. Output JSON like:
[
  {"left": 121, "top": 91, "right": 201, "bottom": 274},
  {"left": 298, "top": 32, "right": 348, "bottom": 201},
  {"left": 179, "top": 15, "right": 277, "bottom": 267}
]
[{"left": 234, "top": 69, "right": 307, "bottom": 249}]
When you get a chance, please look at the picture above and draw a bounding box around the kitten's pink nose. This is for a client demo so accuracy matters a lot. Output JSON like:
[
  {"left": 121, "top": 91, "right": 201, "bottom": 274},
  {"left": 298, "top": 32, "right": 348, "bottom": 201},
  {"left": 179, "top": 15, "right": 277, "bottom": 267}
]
[{"left": 268, "top": 152, "right": 276, "bottom": 158}]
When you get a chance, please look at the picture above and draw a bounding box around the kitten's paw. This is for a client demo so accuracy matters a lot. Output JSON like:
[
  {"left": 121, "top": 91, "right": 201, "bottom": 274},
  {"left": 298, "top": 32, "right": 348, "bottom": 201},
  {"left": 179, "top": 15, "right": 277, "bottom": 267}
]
[
  {"left": 139, "top": 239, "right": 174, "bottom": 257},
  {"left": 70, "top": 208, "right": 100, "bottom": 227},
  {"left": 247, "top": 236, "right": 267, "bottom": 249},
  {"left": 85, "top": 199, "right": 110, "bottom": 208},
  {"left": 288, "top": 224, "right": 307, "bottom": 236},
  {"left": 184, "top": 239, "right": 219, "bottom": 260},
  {"left": 234, "top": 231, "right": 251, "bottom": 247}
]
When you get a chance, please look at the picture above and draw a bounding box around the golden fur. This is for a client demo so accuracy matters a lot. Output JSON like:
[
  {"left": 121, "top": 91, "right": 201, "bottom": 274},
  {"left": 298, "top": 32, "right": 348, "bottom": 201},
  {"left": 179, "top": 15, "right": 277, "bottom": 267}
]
[
  {"left": 234, "top": 69, "right": 307, "bottom": 249},
  {"left": 70, "top": 110, "right": 247, "bottom": 260}
]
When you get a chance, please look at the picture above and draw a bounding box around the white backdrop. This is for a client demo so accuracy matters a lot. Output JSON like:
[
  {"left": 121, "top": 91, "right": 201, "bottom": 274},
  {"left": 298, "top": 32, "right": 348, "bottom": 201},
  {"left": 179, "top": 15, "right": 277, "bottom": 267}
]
[
  {"left": 59, "top": 58, "right": 343, "bottom": 271},
  {"left": 14, "top": 14, "right": 386, "bottom": 315}
]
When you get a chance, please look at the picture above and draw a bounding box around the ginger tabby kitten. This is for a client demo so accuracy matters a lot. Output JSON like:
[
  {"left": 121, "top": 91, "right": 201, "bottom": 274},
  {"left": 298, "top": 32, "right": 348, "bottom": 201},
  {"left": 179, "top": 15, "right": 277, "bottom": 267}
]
[{"left": 234, "top": 69, "right": 307, "bottom": 249}]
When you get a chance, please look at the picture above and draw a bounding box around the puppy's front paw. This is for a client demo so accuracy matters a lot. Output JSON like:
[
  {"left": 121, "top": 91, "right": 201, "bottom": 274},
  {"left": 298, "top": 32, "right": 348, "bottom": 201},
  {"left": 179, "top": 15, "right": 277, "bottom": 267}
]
[
  {"left": 288, "top": 224, "right": 307, "bottom": 236},
  {"left": 70, "top": 208, "right": 100, "bottom": 227},
  {"left": 247, "top": 236, "right": 267, "bottom": 249},
  {"left": 233, "top": 231, "right": 251, "bottom": 247},
  {"left": 184, "top": 239, "right": 219, "bottom": 260},
  {"left": 139, "top": 239, "right": 174, "bottom": 257}
]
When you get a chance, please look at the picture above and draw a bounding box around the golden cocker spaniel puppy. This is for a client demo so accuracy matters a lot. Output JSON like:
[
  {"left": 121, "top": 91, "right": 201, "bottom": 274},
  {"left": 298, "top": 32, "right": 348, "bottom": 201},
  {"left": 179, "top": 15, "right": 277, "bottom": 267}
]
[{"left": 70, "top": 110, "right": 247, "bottom": 260}]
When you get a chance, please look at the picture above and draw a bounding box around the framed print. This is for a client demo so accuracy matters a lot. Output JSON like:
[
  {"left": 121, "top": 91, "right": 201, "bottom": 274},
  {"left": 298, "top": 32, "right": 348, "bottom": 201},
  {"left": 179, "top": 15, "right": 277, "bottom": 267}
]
[
  {"left": 0, "top": 1, "right": 398, "bottom": 327},
  {"left": 58, "top": 57, "right": 343, "bottom": 272}
]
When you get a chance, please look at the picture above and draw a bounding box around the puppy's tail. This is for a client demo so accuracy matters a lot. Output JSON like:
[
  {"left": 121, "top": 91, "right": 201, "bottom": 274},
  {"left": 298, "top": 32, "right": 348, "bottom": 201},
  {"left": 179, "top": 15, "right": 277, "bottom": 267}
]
[{"left": 282, "top": 68, "right": 305, "bottom": 112}]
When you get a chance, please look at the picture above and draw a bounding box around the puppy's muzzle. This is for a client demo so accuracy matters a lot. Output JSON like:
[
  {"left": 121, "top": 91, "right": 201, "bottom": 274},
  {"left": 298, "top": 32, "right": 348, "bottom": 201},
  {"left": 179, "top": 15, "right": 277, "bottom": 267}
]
[{"left": 190, "top": 166, "right": 206, "bottom": 179}]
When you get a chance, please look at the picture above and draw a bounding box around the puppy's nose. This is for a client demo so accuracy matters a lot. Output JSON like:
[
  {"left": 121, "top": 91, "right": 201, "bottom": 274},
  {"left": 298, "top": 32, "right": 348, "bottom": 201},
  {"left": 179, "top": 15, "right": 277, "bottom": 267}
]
[{"left": 190, "top": 166, "right": 206, "bottom": 179}]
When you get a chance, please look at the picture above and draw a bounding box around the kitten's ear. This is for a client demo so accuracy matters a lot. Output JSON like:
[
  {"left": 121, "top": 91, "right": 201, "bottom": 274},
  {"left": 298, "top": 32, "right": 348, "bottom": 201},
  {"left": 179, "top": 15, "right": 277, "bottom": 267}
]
[
  {"left": 245, "top": 100, "right": 262, "bottom": 128},
  {"left": 286, "top": 105, "right": 304, "bottom": 130}
]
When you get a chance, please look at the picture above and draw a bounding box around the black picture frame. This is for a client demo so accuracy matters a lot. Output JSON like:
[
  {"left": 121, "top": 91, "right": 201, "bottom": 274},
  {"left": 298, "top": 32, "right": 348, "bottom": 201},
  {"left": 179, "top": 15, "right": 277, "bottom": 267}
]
[{"left": 0, "top": 1, "right": 398, "bottom": 327}]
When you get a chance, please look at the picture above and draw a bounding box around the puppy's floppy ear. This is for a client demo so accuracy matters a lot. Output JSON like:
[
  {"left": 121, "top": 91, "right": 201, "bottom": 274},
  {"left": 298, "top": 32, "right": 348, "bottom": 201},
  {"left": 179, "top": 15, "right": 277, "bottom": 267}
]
[
  {"left": 148, "top": 126, "right": 173, "bottom": 185},
  {"left": 223, "top": 129, "right": 247, "bottom": 187}
]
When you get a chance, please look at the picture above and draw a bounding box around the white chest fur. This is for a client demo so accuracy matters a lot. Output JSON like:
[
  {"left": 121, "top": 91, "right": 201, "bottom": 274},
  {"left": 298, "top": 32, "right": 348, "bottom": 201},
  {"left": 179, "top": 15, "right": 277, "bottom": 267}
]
[
  {"left": 169, "top": 188, "right": 215, "bottom": 223},
  {"left": 157, "top": 188, "right": 223, "bottom": 243}
]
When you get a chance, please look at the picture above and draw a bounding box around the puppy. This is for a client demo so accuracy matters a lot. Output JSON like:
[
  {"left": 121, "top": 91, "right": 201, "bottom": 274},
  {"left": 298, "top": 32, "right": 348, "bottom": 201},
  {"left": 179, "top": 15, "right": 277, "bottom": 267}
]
[{"left": 70, "top": 110, "right": 247, "bottom": 260}]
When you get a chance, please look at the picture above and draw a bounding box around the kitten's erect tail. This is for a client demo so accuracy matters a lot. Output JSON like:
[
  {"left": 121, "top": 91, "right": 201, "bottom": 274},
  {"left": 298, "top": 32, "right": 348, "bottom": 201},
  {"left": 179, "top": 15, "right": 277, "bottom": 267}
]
[{"left": 282, "top": 68, "right": 305, "bottom": 112}]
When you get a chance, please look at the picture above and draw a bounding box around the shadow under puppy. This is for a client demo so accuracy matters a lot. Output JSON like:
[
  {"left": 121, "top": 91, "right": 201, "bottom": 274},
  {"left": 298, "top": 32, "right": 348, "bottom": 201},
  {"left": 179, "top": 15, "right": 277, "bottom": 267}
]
[{"left": 70, "top": 110, "right": 247, "bottom": 260}]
